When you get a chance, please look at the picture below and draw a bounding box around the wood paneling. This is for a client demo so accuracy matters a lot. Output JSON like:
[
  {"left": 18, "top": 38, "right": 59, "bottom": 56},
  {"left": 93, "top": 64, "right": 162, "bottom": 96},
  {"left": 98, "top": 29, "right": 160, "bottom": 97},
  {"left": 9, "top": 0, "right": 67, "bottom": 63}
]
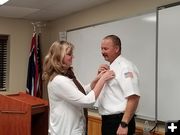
[
  {"left": 88, "top": 114, "right": 164, "bottom": 135},
  {"left": 88, "top": 115, "right": 101, "bottom": 135}
]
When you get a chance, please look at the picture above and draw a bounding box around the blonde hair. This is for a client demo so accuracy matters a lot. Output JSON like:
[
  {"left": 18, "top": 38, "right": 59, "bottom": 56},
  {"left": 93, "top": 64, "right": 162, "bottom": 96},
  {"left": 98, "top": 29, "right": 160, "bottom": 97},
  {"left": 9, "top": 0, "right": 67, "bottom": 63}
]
[{"left": 42, "top": 41, "right": 74, "bottom": 81}]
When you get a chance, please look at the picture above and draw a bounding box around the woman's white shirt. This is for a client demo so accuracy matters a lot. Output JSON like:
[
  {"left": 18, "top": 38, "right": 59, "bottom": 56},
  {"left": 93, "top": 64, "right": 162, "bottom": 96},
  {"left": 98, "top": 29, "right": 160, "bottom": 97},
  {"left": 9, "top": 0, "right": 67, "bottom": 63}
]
[{"left": 48, "top": 75, "right": 95, "bottom": 135}]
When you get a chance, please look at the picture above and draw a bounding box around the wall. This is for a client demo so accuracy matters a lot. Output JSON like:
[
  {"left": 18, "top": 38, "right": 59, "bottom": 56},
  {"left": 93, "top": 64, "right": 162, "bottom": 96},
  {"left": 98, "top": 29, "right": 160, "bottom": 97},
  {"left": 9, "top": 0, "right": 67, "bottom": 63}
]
[
  {"left": 0, "top": 17, "right": 50, "bottom": 97},
  {"left": 49, "top": 0, "right": 179, "bottom": 42},
  {"left": 0, "top": 17, "right": 32, "bottom": 91}
]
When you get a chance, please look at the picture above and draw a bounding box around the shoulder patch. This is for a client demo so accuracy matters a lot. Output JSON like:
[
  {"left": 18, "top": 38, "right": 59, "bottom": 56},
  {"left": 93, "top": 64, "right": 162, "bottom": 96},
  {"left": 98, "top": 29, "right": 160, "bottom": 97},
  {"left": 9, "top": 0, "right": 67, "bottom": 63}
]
[{"left": 124, "top": 72, "right": 133, "bottom": 78}]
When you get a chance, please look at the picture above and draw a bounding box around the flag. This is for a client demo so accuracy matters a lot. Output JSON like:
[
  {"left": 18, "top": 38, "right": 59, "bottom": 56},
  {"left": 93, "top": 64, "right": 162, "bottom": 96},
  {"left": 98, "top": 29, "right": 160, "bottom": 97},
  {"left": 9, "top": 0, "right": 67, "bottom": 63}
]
[
  {"left": 26, "top": 33, "right": 42, "bottom": 97},
  {"left": 36, "top": 33, "right": 42, "bottom": 97},
  {"left": 124, "top": 72, "right": 133, "bottom": 78}
]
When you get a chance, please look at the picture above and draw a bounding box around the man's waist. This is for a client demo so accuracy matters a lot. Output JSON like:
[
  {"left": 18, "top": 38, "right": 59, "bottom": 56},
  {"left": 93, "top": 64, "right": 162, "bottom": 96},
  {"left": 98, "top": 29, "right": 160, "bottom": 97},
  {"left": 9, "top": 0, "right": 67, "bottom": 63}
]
[
  {"left": 101, "top": 113, "right": 124, "bottom": 120},
  {"left": 98, "top": 107, "right": 126, "bottom": 115}
]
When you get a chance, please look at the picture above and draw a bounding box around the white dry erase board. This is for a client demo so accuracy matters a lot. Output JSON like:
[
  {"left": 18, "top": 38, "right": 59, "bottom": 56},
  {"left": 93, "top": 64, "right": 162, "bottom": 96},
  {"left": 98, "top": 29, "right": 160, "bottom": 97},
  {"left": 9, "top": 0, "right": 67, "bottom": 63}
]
[
  {"left": 67, "top": 13, "right": 156, "bottom": 120},
  {"left": 157, "top": 2, "right": 180, "bottom": 121}
]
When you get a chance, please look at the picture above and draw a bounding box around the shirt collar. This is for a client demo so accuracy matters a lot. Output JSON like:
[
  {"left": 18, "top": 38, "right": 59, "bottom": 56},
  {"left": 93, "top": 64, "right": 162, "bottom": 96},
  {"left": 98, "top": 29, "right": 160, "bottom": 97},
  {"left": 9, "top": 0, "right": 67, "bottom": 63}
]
[{"left": 110, "top": 55, "right": 122, "bottom": 68}]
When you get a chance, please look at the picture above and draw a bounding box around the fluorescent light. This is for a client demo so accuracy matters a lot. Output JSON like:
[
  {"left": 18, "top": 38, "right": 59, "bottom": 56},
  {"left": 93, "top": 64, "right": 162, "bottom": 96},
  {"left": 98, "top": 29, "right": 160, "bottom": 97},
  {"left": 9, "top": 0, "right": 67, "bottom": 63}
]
[{"left": 0, "top": 0, "right": 9, "bottom": 5}]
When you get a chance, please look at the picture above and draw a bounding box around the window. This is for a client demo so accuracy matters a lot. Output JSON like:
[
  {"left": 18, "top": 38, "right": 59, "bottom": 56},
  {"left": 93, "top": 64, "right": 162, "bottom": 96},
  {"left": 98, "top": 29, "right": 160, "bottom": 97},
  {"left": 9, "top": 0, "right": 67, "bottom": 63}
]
[{"left": 0, "top": 35, "right": 8, "bottom": 91}]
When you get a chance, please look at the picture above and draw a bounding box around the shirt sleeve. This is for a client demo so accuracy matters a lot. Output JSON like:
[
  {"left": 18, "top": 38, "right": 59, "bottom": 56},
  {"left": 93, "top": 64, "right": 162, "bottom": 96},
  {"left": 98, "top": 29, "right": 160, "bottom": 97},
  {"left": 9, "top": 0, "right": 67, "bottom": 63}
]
[
  {"left": 84, "top": 84, "right": 92, "bottom": 94},
  {"left": 119, "top": 66, "right": 140, "bottom": 98},
  {"left": 49, "top": 75, "right": 96, "bottom": 107}
]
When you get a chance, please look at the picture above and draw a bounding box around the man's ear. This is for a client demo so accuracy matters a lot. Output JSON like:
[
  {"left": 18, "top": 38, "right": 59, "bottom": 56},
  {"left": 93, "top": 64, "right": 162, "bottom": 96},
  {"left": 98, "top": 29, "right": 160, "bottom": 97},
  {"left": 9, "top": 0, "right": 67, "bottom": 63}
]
[{"left": 115, "top": 46, "right": 120, "bottom": 53}]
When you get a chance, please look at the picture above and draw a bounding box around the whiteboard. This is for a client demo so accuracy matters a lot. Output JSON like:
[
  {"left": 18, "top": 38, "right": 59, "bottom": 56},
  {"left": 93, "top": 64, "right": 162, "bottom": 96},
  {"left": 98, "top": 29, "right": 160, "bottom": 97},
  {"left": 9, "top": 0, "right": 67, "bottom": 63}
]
[
  {"left": 158, "top": 3, "right": 180, "bottom": 121},
  {"left": 67, "top": 13, "right": 156, "bottom": 120}
]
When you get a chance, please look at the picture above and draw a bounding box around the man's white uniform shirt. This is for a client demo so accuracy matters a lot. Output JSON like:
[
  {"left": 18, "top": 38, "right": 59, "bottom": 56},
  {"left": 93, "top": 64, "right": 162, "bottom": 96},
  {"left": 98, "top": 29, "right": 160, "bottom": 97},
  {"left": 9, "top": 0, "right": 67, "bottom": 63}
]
[{"left": 97, "top": 55, "right": 140, "bottom": 115}]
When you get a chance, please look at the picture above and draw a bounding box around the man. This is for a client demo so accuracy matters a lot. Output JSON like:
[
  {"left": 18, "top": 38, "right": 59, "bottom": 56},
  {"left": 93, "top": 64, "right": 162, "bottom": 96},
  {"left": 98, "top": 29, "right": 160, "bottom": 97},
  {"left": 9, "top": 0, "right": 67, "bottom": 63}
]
[{"left": 97, "top": 35, "right": 140, "bottom": 135}]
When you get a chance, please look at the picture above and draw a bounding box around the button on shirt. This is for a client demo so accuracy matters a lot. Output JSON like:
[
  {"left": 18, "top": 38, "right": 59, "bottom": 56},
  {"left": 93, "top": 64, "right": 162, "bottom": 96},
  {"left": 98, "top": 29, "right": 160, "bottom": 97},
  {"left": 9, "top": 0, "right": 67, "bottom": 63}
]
[{"left": 97, "top": 55, "right": 140, "bottom": 115}]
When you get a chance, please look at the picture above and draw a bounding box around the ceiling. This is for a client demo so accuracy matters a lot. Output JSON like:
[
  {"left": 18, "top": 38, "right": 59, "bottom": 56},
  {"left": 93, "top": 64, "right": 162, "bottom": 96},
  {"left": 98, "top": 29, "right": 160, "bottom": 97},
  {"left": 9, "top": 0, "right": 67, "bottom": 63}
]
[{"left": 0, "top": 0, "right": 111, "bottom": 21}]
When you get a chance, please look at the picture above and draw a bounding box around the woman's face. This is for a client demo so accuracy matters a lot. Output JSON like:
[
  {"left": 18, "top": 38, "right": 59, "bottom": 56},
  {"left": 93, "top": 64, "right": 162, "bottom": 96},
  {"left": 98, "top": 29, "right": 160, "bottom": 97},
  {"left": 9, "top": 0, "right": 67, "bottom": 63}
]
[{"left": 63, "top": 48, "right": 73, "bottom": 67}]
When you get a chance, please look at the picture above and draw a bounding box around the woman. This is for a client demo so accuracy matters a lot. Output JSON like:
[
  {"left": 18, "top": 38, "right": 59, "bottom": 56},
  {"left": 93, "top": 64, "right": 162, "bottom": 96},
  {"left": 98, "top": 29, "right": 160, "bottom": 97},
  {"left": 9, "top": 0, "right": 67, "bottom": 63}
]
[{"left": 42, "top": 41, "right": 114, "bottom": 135}]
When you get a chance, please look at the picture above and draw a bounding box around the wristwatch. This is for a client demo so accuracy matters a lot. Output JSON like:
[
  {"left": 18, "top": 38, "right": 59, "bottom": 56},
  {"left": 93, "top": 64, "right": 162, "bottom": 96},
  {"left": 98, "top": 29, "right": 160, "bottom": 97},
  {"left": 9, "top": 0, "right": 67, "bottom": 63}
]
[{"left": 120, "top": 121, "right": 128, "bottom": 128}]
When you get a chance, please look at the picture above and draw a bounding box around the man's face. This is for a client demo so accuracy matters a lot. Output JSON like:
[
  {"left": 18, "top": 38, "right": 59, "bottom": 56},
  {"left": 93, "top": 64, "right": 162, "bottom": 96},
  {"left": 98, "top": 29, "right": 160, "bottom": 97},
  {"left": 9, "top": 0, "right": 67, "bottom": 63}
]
[{"left": 101, "top": 38, "right": 119, "bottom": 63}]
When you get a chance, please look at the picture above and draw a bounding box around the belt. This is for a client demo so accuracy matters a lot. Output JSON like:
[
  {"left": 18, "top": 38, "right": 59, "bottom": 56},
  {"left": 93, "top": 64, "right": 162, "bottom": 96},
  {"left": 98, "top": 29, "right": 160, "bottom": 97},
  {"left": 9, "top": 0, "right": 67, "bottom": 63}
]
[{"left": 101, "top": 113, "right": 124, "bottom": 120}]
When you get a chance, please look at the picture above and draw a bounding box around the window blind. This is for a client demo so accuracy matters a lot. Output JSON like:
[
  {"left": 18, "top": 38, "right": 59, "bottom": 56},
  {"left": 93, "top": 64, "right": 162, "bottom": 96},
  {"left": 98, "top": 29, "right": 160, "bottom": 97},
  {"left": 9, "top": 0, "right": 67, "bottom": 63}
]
[{"left": 0, "top": 35, "right": 8, "bottom": 91}]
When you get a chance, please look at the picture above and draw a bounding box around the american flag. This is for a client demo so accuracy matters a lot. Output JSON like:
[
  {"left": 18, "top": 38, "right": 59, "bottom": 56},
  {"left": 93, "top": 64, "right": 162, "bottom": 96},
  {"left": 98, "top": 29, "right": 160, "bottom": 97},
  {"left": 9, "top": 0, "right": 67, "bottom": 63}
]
[
  {"left": 124, "top": 72, "right": 133, "bottom": 78},
  {"left": 26, "top": 33, "right": 42, "bottom": 97}
]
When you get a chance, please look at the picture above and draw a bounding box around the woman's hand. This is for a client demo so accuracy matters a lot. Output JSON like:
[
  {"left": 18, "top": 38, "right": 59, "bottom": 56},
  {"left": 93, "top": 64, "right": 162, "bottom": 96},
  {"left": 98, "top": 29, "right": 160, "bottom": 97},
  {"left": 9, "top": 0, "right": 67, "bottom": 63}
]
[
  {"left": 91, "top": 70, "right": 107, "bottom": 89},
  {"left": 100, "top": 70, "right": 115, "bottom": 82},
  {"left": 96, "top": 70, "right": 106, "bottom": 80},
  {"left": 92, "top": 70, "right": 115, "bottom": 99},
  {"left": 91, "top": 70, "right": 114, "bottom": 89},
  {"left": 98, "top": 64, "right": 109, "bottom": 74}
]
